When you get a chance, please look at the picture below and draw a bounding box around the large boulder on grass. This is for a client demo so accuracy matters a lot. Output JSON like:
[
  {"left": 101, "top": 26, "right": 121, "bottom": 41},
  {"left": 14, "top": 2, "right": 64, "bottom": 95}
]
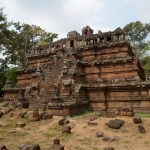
[
  {"left": 0, "top": 146, "right": 9, "bottom": 150},
  {"left": 107, "top": 119, "right": 124, "bottom": 129},
  {"left": 43, "top": 113, "right": 53, "bottom": 120},
  {"left": 28, "top": 144, "right": 41, "bottom": 150},
  {"left": 48, "top": 138, "right": 64, "bottom": 150},
  {"left": 18, "top": 144, "right": 29, "bottom": 150},
  {"left": 104, "top": 146, "right": 114, "bottom": 150},
  {"left": 138, "top": 124, "right": 146, "bottom": 133},
  {"left": 133, "top": 116, "right": 142, "bottom": 124},
  {"left": 96, "top": 131, "right": 103, "bottom": 137},
  {"left": 58, "top": 118, "right": 69, "bottom": 126},
  {"left": 61, "top": 126, "right": 71, "bottom": 133},
  {"left": 39, "top": 112, "right": 46, "bottom": 120}
]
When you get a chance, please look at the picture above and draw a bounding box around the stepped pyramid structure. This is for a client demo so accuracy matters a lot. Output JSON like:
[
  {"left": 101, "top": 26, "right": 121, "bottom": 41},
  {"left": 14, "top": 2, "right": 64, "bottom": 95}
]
[{"left": 3, "top": 26, "right": 150, "bottom": 115}]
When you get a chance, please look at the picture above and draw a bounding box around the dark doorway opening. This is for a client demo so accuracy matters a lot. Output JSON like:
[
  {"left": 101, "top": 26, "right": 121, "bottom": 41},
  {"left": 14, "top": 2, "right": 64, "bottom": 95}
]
[
  {"left": 107, "top": 37, "right": 111, "bottom": 42},
  {"left": 70, "top": 40, "right": 74, "bottom": 47},
  {"left": 94, "top": 39, "right": 97, "bottom": 44},
  {"left": 100, "top": 37, "right": 104, "bottom": 42}
]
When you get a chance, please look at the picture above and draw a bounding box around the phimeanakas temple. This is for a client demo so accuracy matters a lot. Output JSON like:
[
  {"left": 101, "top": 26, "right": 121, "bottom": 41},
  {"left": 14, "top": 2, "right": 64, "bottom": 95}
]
[{"left": 2, "top": 26, "right": 150, "bottom": 115}]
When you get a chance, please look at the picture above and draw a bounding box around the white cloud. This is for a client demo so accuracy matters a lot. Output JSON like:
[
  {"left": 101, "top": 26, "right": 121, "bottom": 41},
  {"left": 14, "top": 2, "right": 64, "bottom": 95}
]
[
  {"left": 123, "top": 0, "right": 150, "bottom": 23},
  {"left": 1, "top": 0, "right": 108, "bottom": 39}
]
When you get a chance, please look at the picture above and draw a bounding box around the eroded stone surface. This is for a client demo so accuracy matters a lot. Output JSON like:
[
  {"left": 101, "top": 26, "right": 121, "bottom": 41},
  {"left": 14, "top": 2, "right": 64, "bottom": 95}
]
[
  {"left": 107, "top": 119, "right": 124, "bottom": 129},
  {"left": 3, "top": 26, "right": 150, "bottom": 115}
]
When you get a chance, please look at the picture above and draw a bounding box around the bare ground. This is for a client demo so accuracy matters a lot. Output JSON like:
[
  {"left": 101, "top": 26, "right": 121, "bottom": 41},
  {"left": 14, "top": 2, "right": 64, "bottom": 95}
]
[{"left": 0, "top": 108, "right": 150, "bottom": 150}]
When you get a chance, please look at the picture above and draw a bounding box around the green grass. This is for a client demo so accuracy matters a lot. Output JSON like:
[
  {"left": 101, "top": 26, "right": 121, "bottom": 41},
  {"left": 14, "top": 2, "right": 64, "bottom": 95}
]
[
  {"left": 60, "top": 133, "right": 73, "bottom": 142},
  {"left": 43, "top": 132, "right": 58, "bottom": 137},
  {"left": 134, "top": 112, "right": 150, "bottom": 118}
]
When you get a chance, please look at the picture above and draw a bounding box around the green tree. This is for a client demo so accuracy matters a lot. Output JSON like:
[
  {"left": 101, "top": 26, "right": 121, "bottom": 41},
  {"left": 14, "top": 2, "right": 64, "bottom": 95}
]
[
  {"left": 0, "top": 8, "right": 58, "bottom": 67},
  {"left": 0, "top": 8, "right": 58, "bottom": 93},
  {"left": 140, "top": 56, "right": 150, "bottom": 75},
  {"left": 123, "top": 21, "right": 150, "bottom": 57},
  {"left": 4, "top": 67, "right": 17, "bottom": 87},
  {"left": 0, "top": 62, "right": 8, "bottom": 97}
]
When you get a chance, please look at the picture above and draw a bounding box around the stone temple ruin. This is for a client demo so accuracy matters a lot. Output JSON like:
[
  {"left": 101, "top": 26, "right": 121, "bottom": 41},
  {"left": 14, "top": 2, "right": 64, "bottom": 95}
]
[{"left": 2, "top": 26, "right": 150, "bottom": 115}]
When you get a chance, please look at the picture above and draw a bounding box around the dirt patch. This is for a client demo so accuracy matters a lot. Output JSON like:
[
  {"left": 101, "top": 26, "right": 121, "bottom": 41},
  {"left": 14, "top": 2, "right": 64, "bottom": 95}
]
[{"left": 0, "top": 109, "right": 150, "bottom": 150}]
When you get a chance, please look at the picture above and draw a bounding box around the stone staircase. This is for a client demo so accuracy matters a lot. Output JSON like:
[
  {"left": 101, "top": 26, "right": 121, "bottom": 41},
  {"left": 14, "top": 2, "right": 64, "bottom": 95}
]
[{"left": 29, "top": 55, "right": 65, "bottom": 109}]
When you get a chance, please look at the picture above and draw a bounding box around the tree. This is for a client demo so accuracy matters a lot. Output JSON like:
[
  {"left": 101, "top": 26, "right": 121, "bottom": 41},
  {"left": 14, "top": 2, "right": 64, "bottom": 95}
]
[
  {"left": 123, "top": 21, "right": 150, "bottom": 57},
  {"left": 0, "top": 8, "right": 58, "bottom": 67},
  {"left": 140, "top": 56, "right": 150, "bottom": 75},
  {"left": 0, "top": 62, "right": 8, "bottom": 97},
  {"left": 0, "top": 8, "right": 58, "bottom": 94}
]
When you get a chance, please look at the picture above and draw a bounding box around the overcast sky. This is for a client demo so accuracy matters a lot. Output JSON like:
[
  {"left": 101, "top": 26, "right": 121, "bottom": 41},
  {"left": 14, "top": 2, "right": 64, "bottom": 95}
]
[{"left": 0, "top": 0, "right": 150, "bottom": 39}]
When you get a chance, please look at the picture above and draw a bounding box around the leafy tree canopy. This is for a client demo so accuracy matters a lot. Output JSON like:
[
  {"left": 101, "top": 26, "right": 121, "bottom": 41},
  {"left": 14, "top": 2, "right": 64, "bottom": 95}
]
[
  {"left": 0, "top": 7, "right": 58, "bottom": 94},
  {"left": 123, "top": 21, "right": 150, "bottom": 57},
  {"left": 0, "top": 8, "right": 58, "bottom": 67}
]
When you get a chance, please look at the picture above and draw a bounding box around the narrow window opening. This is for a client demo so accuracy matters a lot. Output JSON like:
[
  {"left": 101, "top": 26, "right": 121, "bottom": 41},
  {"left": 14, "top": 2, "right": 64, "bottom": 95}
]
[
  {"left": 95, "top": 39, "right": 97, "bottom": 44},
  {"left": 70, "top": 40, "right": 74, "bottom": 47},
  {"left": 85, "top": 29, "right": 88, "bottom": 35}
]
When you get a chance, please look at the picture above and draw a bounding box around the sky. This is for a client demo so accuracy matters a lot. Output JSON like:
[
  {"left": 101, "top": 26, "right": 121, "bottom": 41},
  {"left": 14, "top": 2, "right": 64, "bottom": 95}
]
[{"left": 0, "top": 0, "right": 150, "bottom": 40}]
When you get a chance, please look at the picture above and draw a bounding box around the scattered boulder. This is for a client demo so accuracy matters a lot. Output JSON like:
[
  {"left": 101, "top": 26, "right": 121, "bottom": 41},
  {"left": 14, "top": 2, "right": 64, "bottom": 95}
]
[
  {"left": 107, "top": 119, "right": 124, "bottom": 129},
  {"left": 90, "top": 116, "right": 97, "bottom": 121},
  {"left": 32, "top": 109, "right": 39, "bottom": 118},
  {"left": 102, "top": 135, "right": 117, "bottom": 142},
  {"left": 118, "top": 105, "right": 134, "bottom": 117},
  {"left": 58, "top": 118, "right": 69, "bottom": 126},
  {"left": 0, "top": 146, "right": 9, "bottom": 150},
  {"left": 107, "top": 110, "right": 115, "bottom": 118},
  {"left": 104, "top": 146, "right": 114, "bottom": 150},
  {"left": 43, "top": 113, "right": 53, "bottom": 120},
  {"left": 133, "top": 116, "right": 142, "bottom": 124},
  {"left": 0, "top": 111, "right": 4, "bottom": 118},
  {"left": 20, "top": 111, "right": 28, "bottom": 118},
  {"left": 28, "top": 144, "right": 41, "bottom": 150},
  {"left": 18, "top": 144, "right": 29, "bottom": 150},
  {"left": 8, "top": 129, "right": 17, "bottom": 133},
  {"left": 126, "top": 111, "right": 134, "bottom": 117},
  {"left": 16, "top": 122, "right": 26, "bottom": 127},
  {"left": 61, "top": 126, "right": 71, "bottom": 133},
  {"left": 138, "top": 124, "right": 146, "bottom": 133},
  {"left": 96, "top": 131, "right": 103, "bottom": 137},
  {"left": 88, "top": 121, "right": 98, "bottom": 126},
  {"left": 4, "top": 108, "right": 13, "bottom": 115},
  {"left": 39, "top": 112, "right": 46, "bottom": 120},
  {"left": 48, "top": 138, "right": 64, "bottom": 150}
]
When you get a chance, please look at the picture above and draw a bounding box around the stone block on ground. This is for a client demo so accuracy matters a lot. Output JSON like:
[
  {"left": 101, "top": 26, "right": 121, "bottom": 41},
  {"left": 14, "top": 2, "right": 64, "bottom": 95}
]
[
  {"left": 88, "top": 121, "right": 98, "bottom": 126},
  {"left": 133, "top": 116, "right": 142, "bottom": 124},
  {"left": 39, "top": 112, "right": 46, "bottom": 120},
  {"left": 104, "top": 146, "right": 114, "bottom": 150},
  {"left": 20, "top": 111, "right": 28, "bottom": 118},
  {"left": 16, "top": 122, "right": 26, "bottom": 127},
  {"left": 96, "top": 131, "right": 103, "bottom": 137},
  {"left": 61, "top": 126, "right": 71, "bottom": 133},
  {"left": 28, "top": 144, "right": 41, "bottom": 150},
  {"left": 107, "top": 119, "right": 124, "bottom": 129},
  {"left": 18, "top": 144, "right": 29, "bottom": 150},
  {"left": 102, "top": 135, "right": 117, "bottom": 141},
  {"left": 43, "top": 113, "right": 53, "bottom": 120},
  {"left": 90, "top": 116, "right": 97, "bottom": 121},
  {"left": 48, "top": 138, "right": 64, "bottom": 150},
  {"left": 138, "top": 124, "right": 146, "bottom": 133},
  {"left": 0, "top": 146, "right": 9, "bottom": 150},
  {"left": 58, "top": 118, "right": 69, "bottom": 126}
]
